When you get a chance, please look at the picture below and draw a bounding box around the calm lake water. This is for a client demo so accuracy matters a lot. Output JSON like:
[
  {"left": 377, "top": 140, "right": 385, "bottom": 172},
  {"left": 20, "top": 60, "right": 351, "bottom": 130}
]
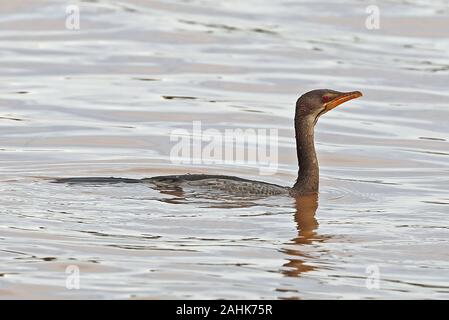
[{"left": 1, "top": 0, "right": 449, "bottom": 299}]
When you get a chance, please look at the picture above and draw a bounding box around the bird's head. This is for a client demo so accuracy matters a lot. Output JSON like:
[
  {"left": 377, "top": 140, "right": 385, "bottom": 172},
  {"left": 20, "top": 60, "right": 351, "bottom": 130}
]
[{"left": 296, "top": 89, "right": 362, "bottom": 124}]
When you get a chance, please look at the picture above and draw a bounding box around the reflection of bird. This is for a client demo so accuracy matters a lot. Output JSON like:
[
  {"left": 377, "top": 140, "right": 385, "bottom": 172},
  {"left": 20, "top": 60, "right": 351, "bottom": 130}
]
[
  {"left": 281, "top": 193, "right": 330, "bottom": 277},
  {"left": 280, "top": 194, "right": 320, "bottom": 278},
  {"left": 55, "top": 89, "right": 362, "bottom": 196},
  {"left": 291, "top": 194, "right": 319, "bottom": 244}
]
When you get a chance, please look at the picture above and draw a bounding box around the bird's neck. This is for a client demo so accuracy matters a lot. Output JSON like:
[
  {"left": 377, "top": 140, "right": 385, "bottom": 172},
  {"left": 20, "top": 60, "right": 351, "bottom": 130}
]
[{"left": 292, "top": 117, "right": 319, "bottom": 195}]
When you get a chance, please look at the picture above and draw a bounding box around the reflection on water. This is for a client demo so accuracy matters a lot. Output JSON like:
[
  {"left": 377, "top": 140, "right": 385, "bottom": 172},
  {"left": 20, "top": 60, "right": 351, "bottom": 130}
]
[
  {"left": 1, "top": 0, "right": 449, "bottom": 299},
  {"left": 281, "top": 194, "right": 321, "bottom": 279}
]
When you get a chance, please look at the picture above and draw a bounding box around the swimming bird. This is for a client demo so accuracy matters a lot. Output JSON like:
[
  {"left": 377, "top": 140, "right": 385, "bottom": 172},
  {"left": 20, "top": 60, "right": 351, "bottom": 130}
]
[{"left": 55, "top": 89, "right": 362, "bottom": 196}]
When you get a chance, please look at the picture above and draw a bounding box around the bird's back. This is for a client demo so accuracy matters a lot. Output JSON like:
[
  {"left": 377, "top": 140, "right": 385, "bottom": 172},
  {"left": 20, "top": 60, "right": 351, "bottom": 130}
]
[{"left": 144, "top": 174, "right": 290, "bottom": 197}]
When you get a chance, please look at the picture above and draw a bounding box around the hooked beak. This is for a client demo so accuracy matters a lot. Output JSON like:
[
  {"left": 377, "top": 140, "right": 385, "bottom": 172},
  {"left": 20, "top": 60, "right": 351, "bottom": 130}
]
[{"left": 324, "top": 91, "right": 363, "bottom": 112}]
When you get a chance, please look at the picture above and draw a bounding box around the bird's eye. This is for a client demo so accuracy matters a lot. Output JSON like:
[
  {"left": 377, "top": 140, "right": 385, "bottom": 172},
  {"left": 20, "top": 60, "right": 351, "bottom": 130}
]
[{"left": 322, "top": 96, "right": 330, "bottom": 103}]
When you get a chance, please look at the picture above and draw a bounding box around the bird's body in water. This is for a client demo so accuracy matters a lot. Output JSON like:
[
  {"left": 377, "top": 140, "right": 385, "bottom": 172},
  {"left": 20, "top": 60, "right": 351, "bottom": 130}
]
[
  {"left": 55, "top": 89, "right": 362, "bottom": 197},
  {"left": 147, "top": 174, "right": 291, "bottom": 196},
  {"left": 56, "top": 174, "right": 290, "bottom": 196}
]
